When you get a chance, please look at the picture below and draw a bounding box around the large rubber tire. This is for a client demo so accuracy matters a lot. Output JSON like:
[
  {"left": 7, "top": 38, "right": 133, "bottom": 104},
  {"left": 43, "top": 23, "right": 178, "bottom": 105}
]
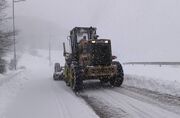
[
  {"left": 110, "top": 61, "right": 124, "bottom": 87},
  {"left": 53, "top": 63, "right": 61, "bottom": 81},
  {"left": 70, "top": 65, "right": 83, "bottom": 92},
  {"left": 54, "top": 63, "right": 61, "bottom": 72},
  {"left": 64, "top": 64, "right": 70, "bottom": 86},
  {"left": 53, "top": 73, "right": 56, "bottom": 80}
]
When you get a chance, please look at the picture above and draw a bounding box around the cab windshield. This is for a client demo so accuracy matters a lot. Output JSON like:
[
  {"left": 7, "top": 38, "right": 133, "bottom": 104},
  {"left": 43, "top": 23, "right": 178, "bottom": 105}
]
[{"left": 77, "top": 32, "right": 88, "bottom": 42}]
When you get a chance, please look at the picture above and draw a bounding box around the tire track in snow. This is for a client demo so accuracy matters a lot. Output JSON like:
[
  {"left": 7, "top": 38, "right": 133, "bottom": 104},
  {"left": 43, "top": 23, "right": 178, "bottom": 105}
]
[
  {"left": 113, "top": 85, "right": 180, "bottom": 114},
  {"left": 79, "top": 81, "right": 180, "bottom": 118},
  {"left": 50, "top": 79, "right": 72, "bottom": 118},
  {"left": 81, "top": 94, "right": 128, "bottom": 118},
  {"left": 50, "top": 80, "right": 99, "bottom": 118}
]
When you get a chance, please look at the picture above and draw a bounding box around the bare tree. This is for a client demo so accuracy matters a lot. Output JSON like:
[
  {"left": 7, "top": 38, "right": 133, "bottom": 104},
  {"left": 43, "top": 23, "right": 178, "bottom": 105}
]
[{"left": 0, "top": 0, "right": 13, "bottom": 73}]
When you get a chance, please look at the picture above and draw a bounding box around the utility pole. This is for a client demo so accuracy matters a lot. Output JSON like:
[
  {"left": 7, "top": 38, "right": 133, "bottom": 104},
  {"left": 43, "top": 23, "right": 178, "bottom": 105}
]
[
  {"left": 12, "top": 0, "right": 16, "bottom": 70},
  {"left": 49, "top": 35, "right": 52, "bottom": 66},
  {"left": 12, "top": 0, "right": 25, "bottom": 70}
]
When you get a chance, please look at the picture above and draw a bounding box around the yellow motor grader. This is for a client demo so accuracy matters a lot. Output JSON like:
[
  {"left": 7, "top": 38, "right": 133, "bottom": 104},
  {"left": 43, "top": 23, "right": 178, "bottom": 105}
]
[{"left": 62, "top": 27, "right": 124, "bottom": 91}]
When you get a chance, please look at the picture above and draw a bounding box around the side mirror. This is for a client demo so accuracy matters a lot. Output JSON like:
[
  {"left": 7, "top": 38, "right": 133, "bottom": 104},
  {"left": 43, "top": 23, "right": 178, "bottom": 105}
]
[
  {"left": 95, "top": 35, "right": 99, "bottom": 39},
  {"left": 112, "top": 55, "right": 117, "bottom": 60}
]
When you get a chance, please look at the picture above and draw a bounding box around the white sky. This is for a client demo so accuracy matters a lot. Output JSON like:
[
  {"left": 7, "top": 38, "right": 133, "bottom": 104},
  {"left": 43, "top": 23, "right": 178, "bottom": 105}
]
[{"left": 7, "top": 0, "right": 180, "bottom": 62}]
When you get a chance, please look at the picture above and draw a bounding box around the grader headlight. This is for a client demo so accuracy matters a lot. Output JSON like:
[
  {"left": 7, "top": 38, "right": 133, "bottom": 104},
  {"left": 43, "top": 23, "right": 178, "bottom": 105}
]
[
  {"left": 105, "top": 40, "right": 109, "bottom": 43},
  {"left": 92, "top": 40, "right": 96, "bottom": 43}
]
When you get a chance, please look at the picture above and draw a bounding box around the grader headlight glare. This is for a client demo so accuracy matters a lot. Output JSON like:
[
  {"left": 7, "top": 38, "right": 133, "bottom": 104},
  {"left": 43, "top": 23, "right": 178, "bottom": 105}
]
[
  {"left": 105, "top": 40, "right": 109, "bottom": 43},
  {"left": 92, "top": 40, "right": 96, "bottom": 43}
]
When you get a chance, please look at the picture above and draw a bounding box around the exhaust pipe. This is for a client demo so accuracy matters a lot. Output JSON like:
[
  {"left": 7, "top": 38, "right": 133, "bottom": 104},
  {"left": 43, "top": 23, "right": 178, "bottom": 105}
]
[{"left": 63, "top": 42, "right": 66, "bottom": 57}]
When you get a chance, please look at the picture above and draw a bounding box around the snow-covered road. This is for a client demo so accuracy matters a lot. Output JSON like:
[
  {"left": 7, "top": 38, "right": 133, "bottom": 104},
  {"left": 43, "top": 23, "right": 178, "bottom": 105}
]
[
  {"left": 3, "top": 51, "right": 98, "bottom": 118},
  {"left": 4, "top": 72, "right": 98, "bottom": 118},
  {"left": 80, "top": 81, "right": 180, "bottom": 118},
  {"left": 1, "top": 50, "right": 180, "bottom": 118}
]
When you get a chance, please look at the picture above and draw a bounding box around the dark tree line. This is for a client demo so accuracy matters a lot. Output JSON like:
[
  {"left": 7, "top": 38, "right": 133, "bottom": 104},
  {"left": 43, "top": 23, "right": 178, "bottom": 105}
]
[{"left": 0, "top": 0, "right": 13, "bottom": 73}]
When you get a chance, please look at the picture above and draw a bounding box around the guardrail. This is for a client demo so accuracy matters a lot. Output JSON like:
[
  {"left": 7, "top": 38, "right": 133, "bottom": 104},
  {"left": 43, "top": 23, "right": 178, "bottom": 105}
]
[{"left": 123, "top": 62, "right": 180, "bottom": 66}]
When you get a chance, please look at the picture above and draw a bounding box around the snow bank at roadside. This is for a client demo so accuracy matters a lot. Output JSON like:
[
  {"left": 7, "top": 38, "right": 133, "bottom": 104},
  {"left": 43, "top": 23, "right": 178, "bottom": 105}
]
[
  {"left": 0, "top": 70, "right": 28, "bottom": 118},
  {"left": 0, "top": 49, "right": 61, "bottom": 118},
  {"left": 123, "top": 65, "right": 180, "bottom": 97}
]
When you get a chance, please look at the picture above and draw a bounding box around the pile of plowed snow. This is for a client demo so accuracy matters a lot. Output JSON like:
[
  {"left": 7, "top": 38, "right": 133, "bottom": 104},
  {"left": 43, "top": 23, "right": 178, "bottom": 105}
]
[
  {"left": 0, "top": 49, "right": 65, "bottom": 118},
  {"left": 123, "top": 65, "right": 180, "bottom": 97},
  {"left": 0, "top": 49, "right": 48, "bottom": 117}
]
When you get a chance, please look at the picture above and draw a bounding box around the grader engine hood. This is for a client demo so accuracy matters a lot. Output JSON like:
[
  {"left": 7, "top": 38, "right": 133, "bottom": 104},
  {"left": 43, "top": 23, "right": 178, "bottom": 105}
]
[{"left": 89, "top": 39, "right": 112, "bottom": 66}]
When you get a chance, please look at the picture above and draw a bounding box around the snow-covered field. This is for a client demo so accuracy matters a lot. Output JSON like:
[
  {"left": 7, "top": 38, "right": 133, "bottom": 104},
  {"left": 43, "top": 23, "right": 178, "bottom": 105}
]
[{"left": 124, "top": 65, "right": 180, "bottom": 97}]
